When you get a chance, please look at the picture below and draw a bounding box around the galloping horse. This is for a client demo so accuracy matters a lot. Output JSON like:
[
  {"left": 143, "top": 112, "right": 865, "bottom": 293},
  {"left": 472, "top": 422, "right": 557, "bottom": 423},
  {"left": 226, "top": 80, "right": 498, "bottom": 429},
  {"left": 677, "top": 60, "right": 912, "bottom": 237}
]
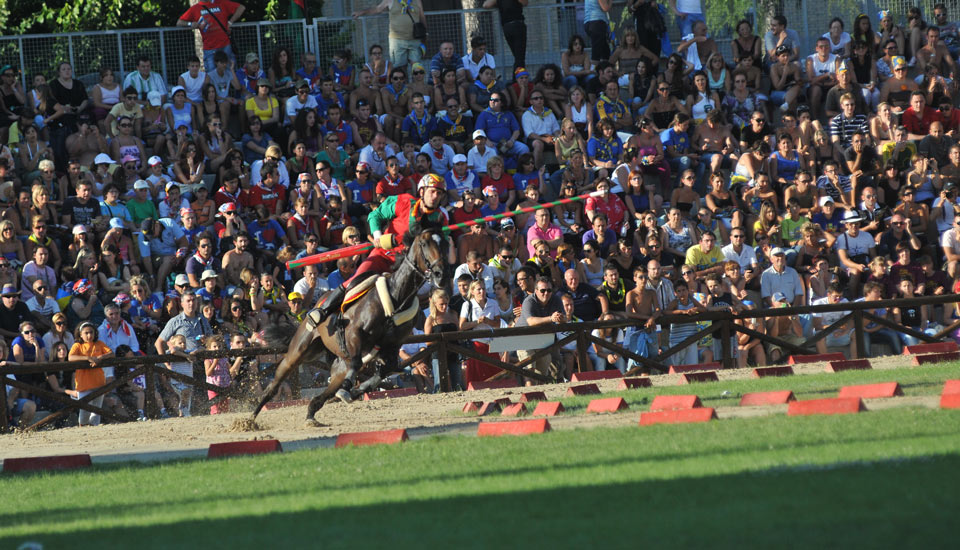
[{"left": 253, "top": 228, "right": 448, "bottom": 425}]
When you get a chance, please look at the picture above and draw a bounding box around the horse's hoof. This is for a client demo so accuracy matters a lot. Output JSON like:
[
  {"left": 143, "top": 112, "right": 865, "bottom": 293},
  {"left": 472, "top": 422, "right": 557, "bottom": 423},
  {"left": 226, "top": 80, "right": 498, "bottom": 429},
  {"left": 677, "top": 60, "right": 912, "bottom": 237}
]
[
  {"left": 335, "top": 389, "right": 353, "bottom": 403},
  {"left": 303, "top": 418, "right": 321, "bottom": 428}
]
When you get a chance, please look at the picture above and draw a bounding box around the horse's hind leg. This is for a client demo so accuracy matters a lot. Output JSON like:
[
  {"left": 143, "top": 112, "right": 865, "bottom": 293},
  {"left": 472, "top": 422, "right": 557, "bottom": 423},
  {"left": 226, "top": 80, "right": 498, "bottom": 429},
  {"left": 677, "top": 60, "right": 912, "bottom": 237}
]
[
  {"left": 335, "top": 355, "right": 364, "bottom": 403},
  {"left": 304, "top": 358, "right": 349, "bottom": 426}
]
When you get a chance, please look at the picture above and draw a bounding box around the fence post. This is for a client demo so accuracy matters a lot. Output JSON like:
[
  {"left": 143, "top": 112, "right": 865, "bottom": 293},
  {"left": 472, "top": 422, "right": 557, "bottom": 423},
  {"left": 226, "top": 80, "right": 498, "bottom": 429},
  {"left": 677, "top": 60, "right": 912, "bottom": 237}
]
[
  {"left": 256, "top": 22, "right": 265, "bottom": 65},
  {"left": 0, "top": 374, "right": 9, "bottom": 433},
  {"left": 436, "top": 339, "right": 449, "bottom": 392},
  {"left": 118, "top": 33, "right": 126, "bottom": 76},
  {"left": 143, "top": 362, "right": 158, "bottom": 417},
  {"left": 576, "top": 330, "right": 589, "bottom": 373},
  {"left": 18, "top": 38, "right": 27, "bottom": 91},
  {"left": 853, "top": 309, "right": 865, "bottom": 359},
  {"left": 159, "top": 29, "right": 168, "bottom": 85},
  {"left": 720, "top": 318, "right": 733, "bottom": 370},
  {"left": 68, "top": 35, "right": 76, "bottom": 75}
]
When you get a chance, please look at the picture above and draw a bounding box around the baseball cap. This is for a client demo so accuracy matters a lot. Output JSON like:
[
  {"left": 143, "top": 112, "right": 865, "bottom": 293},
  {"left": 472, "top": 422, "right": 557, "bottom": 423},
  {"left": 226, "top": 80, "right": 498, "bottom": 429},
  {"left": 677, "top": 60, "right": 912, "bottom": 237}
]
[
  {"left": 147, "top": 155, "right": 163, "bottom": 167},
  {"left": 175, "top": 274, "right": 190, "bottom": 286},
  {"left": 771, "top": 247, "right": 787, "bottom": 256},
  {"left": 171, "top": 85, "right": 186, "bottom": 96},
  {"left": 296, "top": 79, "right": 310, "bottom": 89},
  {"left": 472, "top": 129, "right": 487, "bottom": 139},
  {"left": 355, "top": 161, "right": 371, "bottom": 173},
  {"left": 218, "top": 202, "right": 237, "bottom": 214},
  {"left": 72, "top": 224, "right": 89, "bottom": 235},
  {"left": 482, "top": 185, "right": 498, "bottom": 197},
  {"left": 113, "top": 292, "right": 131, "bottom": 305},
  {"left": 245, "top": 52, "right": 259, "bottom": 63},
  {"left": 892, "top": 56, "right": 906, "bottom": 69},
  {"left": 453, "top": 154, "right": 467, "bottom": 164},
  {"left": 775, "top": 45, "right": 790, "bottom": 56},
  {"left": 500, "top": 218, "right": 515, "bottom": 230},
  {"left": 819, "top": 195, "right": 835, "bottom": 206},
  {"left": 109, "top": 217, "right": 124, "bottom": 230},
  {"left": 257, "top": 78, "right": 271, "bottom": 88},
  {"left": 94, "top": 153, "right": 115, "bottom": 165},
  {"left": 121, "top": 154, "right": 137, "bottom": 165},
  {"left": 165, "top": 181, "right": 179, "bottom": 192},
  {"left": 772, "top": 291, "right": 787, "bottom": 303},
  {"left": 147, "top": 91, "right": 162, "bottom": 106},
  {"left": 133, "top": 179, "right": 151, "bottom": 190},
  {"left": 288, "top": 291, "right": 304, "bottom": 301},
  {"left": 201, "top": 269, "right": 218, "bottom": 281}
]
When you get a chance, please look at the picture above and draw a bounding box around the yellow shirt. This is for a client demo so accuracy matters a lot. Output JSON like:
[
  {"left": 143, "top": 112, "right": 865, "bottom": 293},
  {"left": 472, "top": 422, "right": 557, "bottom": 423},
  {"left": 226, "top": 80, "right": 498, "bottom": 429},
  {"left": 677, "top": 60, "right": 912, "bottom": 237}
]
[
  {"left": 245, "top": 96, "right": 279, "bottom": 122},
  {"left": 685, "top": 244, "right": 724, "bottom": 271}
]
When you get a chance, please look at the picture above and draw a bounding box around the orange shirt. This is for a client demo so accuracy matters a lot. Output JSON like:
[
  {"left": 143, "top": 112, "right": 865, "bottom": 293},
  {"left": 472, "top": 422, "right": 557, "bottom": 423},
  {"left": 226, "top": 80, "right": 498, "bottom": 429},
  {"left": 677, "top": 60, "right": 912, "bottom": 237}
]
[{"left": 70, "top": 340, "right": 112, "bottom": 392}]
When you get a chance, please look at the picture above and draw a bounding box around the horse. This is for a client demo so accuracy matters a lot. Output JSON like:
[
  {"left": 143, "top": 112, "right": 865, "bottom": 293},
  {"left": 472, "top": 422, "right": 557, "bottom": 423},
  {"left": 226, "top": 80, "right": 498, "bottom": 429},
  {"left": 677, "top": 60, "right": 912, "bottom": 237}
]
[{"left": 253, "top": 228, "right": 448, "bottom": 425}]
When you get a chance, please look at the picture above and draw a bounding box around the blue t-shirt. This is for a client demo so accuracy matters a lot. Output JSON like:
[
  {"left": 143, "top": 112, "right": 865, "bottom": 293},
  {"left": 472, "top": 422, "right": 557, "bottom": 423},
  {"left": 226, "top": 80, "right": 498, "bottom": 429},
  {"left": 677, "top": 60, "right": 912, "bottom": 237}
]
[
  {"left": 150, "top": 218, "right": 185, "bottom": 257},
  {"left": 345, "top": 179, "right": 376, "bottom": 205},
  {"left": 662, "top": 128, "right": 691, "bottom": 155},
  {"left": 475, "top": 109, "right": 520, "bottom": 144},
  {"left": 444, "top": 169, "right": 479, "bottom": 196},
  {"left": 513, "top": 171, "right": 540, "bottom": 193},
  {"left": 480, "top": 204, "right": 507, "bottom": 229},
  {"left": 247, "top": 218, "right": 286, "bottom": 251},
  {"left": 811, "top": 210, "right": 843, "bottom": 234},
  {"left": 241, "top": 132, "right": 275, "bottom": 164},
  {"left": 586, "top": 136, "right": 624, "bottom": 163},
  {"left": 11, "top": 335, "right": 45, "bottom": 362}
]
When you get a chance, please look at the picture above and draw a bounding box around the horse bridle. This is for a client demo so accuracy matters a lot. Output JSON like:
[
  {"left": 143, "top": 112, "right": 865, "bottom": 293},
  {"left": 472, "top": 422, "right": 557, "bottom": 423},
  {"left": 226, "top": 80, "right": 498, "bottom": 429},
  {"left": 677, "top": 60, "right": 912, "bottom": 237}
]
[{"left": 404, "top": 232, "right": 445, "bottom": 286}]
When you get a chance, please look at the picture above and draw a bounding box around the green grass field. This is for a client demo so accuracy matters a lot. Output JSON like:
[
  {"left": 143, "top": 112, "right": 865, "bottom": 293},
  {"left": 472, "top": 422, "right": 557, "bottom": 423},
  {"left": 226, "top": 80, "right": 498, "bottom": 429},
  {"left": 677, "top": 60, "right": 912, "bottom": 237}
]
[{"left": 2, "top": 364, "right": 959, "bottom": 548}]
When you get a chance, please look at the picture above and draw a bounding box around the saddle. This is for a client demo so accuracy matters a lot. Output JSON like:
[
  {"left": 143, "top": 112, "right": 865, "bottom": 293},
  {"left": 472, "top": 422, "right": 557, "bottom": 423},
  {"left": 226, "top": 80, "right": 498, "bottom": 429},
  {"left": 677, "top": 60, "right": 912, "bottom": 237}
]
[{"left": 342, "top": 274, "right": 381, "bottom": 309}]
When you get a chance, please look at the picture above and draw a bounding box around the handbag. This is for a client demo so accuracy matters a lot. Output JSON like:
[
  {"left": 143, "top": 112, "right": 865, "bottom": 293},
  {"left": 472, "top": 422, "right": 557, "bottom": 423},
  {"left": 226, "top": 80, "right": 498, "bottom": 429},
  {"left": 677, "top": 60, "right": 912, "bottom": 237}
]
[{"left": 406, "top": 8, "right": 427, "bottom": 40}]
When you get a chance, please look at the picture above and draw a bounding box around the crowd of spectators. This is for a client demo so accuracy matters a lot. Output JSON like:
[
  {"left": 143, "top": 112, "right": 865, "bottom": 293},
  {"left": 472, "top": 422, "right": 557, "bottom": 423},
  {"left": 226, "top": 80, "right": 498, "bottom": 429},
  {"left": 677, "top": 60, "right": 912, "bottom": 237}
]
[{"left": 6, "top": 2, "right": 960, "bottom": 427}]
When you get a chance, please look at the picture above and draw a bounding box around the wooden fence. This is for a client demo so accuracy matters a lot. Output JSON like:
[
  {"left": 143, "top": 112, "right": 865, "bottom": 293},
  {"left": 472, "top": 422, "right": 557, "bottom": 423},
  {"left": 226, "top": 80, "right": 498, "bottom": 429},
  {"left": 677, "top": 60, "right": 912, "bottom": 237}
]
[{"left": 3, "top": 294, "right": 959, "bottom": 433}]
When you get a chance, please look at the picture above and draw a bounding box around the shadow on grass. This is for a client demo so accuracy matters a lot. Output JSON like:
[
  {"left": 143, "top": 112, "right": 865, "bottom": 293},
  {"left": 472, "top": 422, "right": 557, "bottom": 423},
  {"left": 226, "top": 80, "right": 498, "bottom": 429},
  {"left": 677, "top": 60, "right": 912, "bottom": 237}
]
[
  {"left": 5, "top": 453, "right": 958, "bottom": 549},
  {"left": 2, "top": 420, "right": 958, "bottom": 527}
]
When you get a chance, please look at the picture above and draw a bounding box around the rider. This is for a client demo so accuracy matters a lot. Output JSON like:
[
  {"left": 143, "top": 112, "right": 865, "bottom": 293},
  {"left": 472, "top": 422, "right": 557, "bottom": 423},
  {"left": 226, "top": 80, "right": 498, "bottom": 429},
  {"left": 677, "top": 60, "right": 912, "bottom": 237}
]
[{"left": 313, "top": 173, "right": 449, "bottom": 321}]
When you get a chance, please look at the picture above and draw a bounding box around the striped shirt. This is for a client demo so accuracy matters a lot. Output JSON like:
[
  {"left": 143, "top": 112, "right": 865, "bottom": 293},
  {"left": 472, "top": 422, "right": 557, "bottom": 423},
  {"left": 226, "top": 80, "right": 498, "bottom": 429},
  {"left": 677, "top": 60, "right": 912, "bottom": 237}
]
[{"left": 828, "top": 113, "right": 868, "bottom": 147}]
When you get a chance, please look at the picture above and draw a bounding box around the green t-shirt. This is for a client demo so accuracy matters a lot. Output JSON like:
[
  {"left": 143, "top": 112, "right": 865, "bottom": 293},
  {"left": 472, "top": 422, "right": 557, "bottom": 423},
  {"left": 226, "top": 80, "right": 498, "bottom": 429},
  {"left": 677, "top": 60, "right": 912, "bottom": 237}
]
[
  {"left": 126, "top": 197, "right": 159, "bottom": 225},
  {"left": 781, "top": 215, "right": 809, "bottom": 244}
]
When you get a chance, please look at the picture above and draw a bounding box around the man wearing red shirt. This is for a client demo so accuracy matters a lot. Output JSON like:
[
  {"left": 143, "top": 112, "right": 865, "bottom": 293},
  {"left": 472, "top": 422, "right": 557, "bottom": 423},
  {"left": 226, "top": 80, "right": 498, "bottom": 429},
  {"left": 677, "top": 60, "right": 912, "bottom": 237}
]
[
  {"left": 248, "top": 161, "right": 286, "bottom": 218},
  {"left": 177, "top": 0, "right": 245, "bottom": 72},
  {"left": 375, "top": 156, "right": 413, "bottom": 201},
  {"left": 938, "top": 99, "right": 960, "bottom": 137},
  {"left": 903, "top": 91, "right": 940, "bottom": 140}
]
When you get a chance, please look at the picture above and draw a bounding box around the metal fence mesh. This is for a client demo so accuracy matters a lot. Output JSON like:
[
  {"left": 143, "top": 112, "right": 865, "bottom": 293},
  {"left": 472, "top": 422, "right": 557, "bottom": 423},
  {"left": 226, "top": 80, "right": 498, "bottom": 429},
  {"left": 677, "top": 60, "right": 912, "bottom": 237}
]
[{"left": 5, "top": 2, "right": 960, "bottom": 92}]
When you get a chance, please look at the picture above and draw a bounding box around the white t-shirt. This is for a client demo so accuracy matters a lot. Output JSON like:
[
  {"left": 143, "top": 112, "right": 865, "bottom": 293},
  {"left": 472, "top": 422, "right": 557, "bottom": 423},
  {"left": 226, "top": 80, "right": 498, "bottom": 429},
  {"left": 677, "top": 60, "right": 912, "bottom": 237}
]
[
  {"left": 837, "top": 230, "right": 874, "bottom": 258},
  {"left": 285, "top": 95, "right": 319, "bottom": 123},
  {"left": 676, "top": 0, "right": 703, "bottom": 14},
  {"left": 459, "top": 299, "right": 501, "bottom": 343},
  {"left": 721, "top": 243, "right": 759, "bottom": 272},
  {"left": 941, "top": 228, "right": 960, "bottom": 255}
]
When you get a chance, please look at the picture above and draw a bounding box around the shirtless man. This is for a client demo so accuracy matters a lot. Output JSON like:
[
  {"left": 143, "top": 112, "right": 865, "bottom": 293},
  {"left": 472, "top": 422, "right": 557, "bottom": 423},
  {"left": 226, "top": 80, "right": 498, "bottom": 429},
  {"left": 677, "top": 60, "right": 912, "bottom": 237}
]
[
  {"left": 624, "top": 267, "right": 661, "bottom": 361},
  {"left": 221, "top": 232, "right": 255, "bottom": 287},
  {"left": 693, "top": 109, "right": 739, "bottom": 175},
  {"left": 350, "top": 69, "right": 384, "bottom": 118},
  {"left": 66, "top": 114, "right": 108, "bottom": 166},
  {"left": 380, "top": 67, "right": 411, "bottom": 143},
  {"left": 916, "top": 25, "right": 958, "bottom": 80}
]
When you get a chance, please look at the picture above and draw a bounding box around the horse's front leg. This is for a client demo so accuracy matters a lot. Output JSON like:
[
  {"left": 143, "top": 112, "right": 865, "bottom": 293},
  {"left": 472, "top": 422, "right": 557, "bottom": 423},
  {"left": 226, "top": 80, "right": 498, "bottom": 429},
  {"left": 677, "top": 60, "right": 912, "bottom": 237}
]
[{"left": 335, "top": 355, "right": 363, "bottom": 403}]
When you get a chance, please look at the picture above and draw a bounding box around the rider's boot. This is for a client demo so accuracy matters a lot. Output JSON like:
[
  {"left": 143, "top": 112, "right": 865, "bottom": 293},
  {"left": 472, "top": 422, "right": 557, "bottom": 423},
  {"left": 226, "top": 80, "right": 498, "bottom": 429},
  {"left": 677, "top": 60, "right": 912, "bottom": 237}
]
[{"left": 314, "top": 284, "right": 346, "bottom": 324}]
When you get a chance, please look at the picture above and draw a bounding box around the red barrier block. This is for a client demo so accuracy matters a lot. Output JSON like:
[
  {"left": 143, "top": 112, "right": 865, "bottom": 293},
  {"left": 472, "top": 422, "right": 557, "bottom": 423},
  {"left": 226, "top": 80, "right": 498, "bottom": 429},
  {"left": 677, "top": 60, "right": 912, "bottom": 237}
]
[
  {"left": 207, "top": 440, "right": 283, "bottom": 458},
  {"left": 752, "top": 366, "right": 795, "bottom": 378},
  {"left": 943, "top": 380, "right": 960, "bottom": 395},
  {"left": 650, "top": 394, "right": 702, "bottom": 411},
  {"left": 586, "top": 397, "right": 630, "bottom": 413},
  {"left": 3, "top": 454, "right": 92, "bottom": 474},
  {"left": 462, "top": 401, "right": 483, "bottom": 413},
  {"left": 571, "top": 370, "right": 623, "bottom": 382},
  {"left": 532, "top": 401, "right": 565, "bottom": 416},
  {"left": 565, "top": 383, "right": 601, "bottom": 396},
  {"left": 679, "top": 371, "right": 720, "bottom": 384},
  {"left": 639, "top": 407, "right": 717, "bottom": 426},
  {"left": 467, "top": 379, "right": 520, "bottom": 391},
  {"left": 363, "top": 387, "right": 418, "bottom": 401},
  {"left": 494, "top": 398, "right": 513, "bottom": 408},
  {"left": 618, "top": 377, "right": 653, "bottom": 389},
  {"left": 838, "top": 382, "right": 903, "bottom": 399},
  {"left": 263, "top": 398, "right": 310, "bottom": 410},
  {"left": 788, "top": 353, "right": 846, "bottom": 365},
  {"left": 519, "top": 391, "right": 547, "bottom": 403},
  {"left": 903, "top": 341, "right": 959, "bottom": 355},
  {"left": 787, "top": 397, "right": 864, "bottom": 416},
  {"left": 335, "top": 429, "right": 409, "bottom": 448},
  {"left": 739, "top": 390, "right": 796, "bottom": 406},
  {"left": 501, "top": 403, "right": 528, "bottom": 417},
  {"left": 911, "top": 351, "right": 960, "bottom": 366},
  {"left": 477, "top": 402, "right": 501, "bottom": 416},
  {"left": 477, "top": 418, "right": 551, "bottom": 437},
  {"left": 668, "top": 362, "right": 720, "bottom": 374},
  {"left": 941, "top": 393, "right": 960, "bottom": 409},
  {"left": 825, "top": 359, "right": 873, "bottom": 373}
]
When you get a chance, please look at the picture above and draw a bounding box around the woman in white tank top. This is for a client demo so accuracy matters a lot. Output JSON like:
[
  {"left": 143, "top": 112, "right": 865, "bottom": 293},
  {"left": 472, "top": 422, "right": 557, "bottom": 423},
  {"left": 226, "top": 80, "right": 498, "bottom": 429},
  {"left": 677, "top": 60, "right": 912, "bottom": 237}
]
[{"left": 91, "top": 68, "right": 121, "bottom": 122}]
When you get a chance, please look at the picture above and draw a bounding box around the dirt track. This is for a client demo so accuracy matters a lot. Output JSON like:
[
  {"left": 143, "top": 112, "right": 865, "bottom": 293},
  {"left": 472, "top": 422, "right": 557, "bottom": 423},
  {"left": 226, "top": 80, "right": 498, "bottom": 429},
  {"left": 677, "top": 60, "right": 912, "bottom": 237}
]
[{"left": 0, "top": 355, "right": 938, "bottom": 462}]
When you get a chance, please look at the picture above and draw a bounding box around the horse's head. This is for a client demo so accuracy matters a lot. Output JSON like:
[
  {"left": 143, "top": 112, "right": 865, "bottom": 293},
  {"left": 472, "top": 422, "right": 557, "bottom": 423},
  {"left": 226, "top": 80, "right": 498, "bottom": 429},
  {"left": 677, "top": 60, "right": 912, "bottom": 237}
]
[{"left": 410, "top": 228, "right": 449, "bottom": 289}]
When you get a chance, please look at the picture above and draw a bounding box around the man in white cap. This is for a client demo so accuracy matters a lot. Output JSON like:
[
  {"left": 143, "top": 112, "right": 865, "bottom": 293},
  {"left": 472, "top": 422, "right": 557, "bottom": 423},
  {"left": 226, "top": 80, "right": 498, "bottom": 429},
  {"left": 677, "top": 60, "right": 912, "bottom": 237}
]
[
  {"left": 837, "top": 209, "right": 876, "bottom": 294},
  {"left": 443, "top": 153, "right": 478, "bottom": 204},
  {"left": 128, "top": 180, "right": 159, "bottom": 225},
  {"left": 467, "top": 129, "right": 497, "bottom": 175},
  {"left": 760, "top": 246, "right": 804, "bottom": 308}
]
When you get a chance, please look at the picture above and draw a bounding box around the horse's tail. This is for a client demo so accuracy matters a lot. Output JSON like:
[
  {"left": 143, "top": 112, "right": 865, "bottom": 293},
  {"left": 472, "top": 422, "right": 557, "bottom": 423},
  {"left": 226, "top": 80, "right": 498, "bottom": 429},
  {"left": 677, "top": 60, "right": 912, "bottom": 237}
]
[{"left": 262, "top": 320, "right": 297, "bottom": 349}]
